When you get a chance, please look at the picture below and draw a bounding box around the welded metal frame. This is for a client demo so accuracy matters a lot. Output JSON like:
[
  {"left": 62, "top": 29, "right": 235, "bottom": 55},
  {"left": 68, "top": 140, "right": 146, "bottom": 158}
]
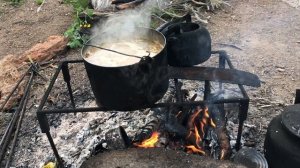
[{"left": 37, "top": 51, "right": 249, "bottom": 167}]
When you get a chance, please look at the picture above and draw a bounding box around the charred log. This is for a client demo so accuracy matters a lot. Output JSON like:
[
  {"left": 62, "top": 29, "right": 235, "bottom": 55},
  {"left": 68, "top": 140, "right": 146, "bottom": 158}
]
[
  {"left": 133, "top": 116, "right": 160, "bottom": 143},
  {"left": 209, "top": 104, "right": 232, "bottom": 160}
]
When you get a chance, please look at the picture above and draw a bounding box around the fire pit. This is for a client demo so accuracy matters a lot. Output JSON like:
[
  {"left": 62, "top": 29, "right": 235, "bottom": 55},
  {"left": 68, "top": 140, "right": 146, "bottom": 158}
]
[{"left": 37, "top": 50, "right": 260, "bottom": 167}]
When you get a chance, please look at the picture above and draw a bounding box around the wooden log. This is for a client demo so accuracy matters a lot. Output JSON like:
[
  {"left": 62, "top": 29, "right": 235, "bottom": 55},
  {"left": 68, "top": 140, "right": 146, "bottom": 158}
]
[
  {"left": 132, "top": 116, "right": 161, "bottom": 143},
  {"left": 115, "top": 0, "right": 146, "bottom": 10}
]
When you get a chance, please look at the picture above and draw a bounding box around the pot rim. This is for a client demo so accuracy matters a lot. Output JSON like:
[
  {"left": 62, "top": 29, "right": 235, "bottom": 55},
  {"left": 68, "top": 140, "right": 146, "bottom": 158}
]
[{"left": 81, "top": 27, "right": 166, "bottom": 68}]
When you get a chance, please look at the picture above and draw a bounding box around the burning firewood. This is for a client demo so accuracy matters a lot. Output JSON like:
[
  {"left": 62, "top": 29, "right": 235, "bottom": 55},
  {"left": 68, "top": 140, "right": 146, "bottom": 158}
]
[
  {"left": 209, "top": 104, "right": 232, "bottom": 160},
  {"left": 133, "top": 115, "right": 161, "bottom": 143}
]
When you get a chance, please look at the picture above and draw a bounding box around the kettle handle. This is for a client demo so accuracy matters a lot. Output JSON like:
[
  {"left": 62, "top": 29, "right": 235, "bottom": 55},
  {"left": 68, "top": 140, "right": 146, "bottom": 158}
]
[{"left": 156, "top": 13, "right": 191, "bottom": 34}]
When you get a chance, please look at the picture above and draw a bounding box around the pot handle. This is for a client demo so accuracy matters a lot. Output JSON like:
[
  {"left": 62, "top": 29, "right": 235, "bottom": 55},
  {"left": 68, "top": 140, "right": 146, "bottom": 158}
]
[{"left": 138, "top": 56, "right": 153, "bottom": 74}]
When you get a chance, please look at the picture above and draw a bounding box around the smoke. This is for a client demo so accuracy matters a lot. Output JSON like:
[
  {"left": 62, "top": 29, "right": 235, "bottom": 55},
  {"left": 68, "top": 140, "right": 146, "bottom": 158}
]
[{"left": 91, "top": 1, "right": 162, "bottom": 44}]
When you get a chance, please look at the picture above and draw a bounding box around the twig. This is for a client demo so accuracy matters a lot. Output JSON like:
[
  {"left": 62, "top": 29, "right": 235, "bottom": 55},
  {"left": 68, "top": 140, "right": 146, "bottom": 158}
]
[
  {"left": 191, "top": 0, "right": 206, "bottom": 6},
  {"left": 37, "top": 0, "right": 46, "bottom": 13},
  {"left": 214, "top": 43, "right": 243, "bottom": 51},
  {"left": 259, "top": 105, "right": 272, "bottom": 108},
  {"left": 190, "top": 6, "right": 208, "bottom": 24},
  {"left": 151, "top": 14, "right": 167, "bottom": 23}
]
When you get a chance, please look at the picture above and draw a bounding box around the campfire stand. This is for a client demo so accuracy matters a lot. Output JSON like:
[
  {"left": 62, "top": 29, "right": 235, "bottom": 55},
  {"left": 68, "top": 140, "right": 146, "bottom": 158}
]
[{"left": 37, "top": 51, "right": 250, "bottom": 167}]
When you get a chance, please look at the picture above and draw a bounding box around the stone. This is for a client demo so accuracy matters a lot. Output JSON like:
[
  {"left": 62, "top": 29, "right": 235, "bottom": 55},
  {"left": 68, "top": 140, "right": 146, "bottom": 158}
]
[{"left": 19, "top": 35, "right": 68, "bottom": 63}]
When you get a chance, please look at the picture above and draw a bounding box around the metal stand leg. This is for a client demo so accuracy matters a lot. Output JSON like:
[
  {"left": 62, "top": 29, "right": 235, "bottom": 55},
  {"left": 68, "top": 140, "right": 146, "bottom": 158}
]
[
  {"left": 46, "top": 131, "right": 64, "bottom": 167},
  {"left": 219, "top": 53, "right": 226, "bottom": 90},
  {"left": 62, "top": 63, "right": 75, "bottom": 108},
  {"left": 295, "top": 89, "right": 300, "bottom": 104},
  {"left": 235, "top": 101, "right": 249, "bottom": 150},
  {"left": 37, "top": 113, "right": 63, "bottom": 167},
  {"left": 204, "top": 81, "right": 211, "bottom": 101}
]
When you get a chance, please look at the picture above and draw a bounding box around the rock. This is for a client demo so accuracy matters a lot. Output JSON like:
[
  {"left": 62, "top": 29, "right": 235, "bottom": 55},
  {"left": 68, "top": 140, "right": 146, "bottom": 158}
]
[
  {"left": 276, "top": 68, "right": 285, "bottom": 72},
  {"left": 19, "top": 35, "right": 68, "bottom": 63}
]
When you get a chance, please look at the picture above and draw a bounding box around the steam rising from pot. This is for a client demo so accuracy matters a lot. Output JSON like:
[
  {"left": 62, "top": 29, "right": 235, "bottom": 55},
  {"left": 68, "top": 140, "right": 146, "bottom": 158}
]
[{"left": 91, "top": 1, "right": 161, "bottom": 44}]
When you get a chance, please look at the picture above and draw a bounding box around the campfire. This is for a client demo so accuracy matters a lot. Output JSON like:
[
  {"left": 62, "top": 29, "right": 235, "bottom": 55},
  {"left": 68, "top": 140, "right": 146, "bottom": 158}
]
[
  {"left": 36, "top": 47, "right": 260, "bottom": 167},
  {"left": 34, "top": 9, "right": 261, "bottom": 167},
  {"left": 133, "top": 106, "right": 217, "bottom": 156}
]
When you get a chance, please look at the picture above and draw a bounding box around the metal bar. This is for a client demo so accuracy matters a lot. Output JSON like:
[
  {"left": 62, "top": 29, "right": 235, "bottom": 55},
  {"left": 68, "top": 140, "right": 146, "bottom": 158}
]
[
  {"left": 0, "top": 66, "right": 32, "bottom": 112},
  {"left": 0, "top": 71, "right": 34, "bottom": 163},
  {"left": 214, "top": 51, "right": 251, "bottom": 150},
  {"left": 61, "top": 59, "right": 84, "bottom": 64},
  {"left": 4, "top": 72, "right": 33, "bottom": 168},
  {"left": 46, "top": 131, "right": 64, "bottom": 167},
  {"left": 38, "top": 98, "right": 249, "bottom": 114},
  {"left": 204, "top": 81, "right": 211, "bottom": 100},
  {"left": 220, "top": 51, "right": 249, "bottom": 99},
  {"left": 219, "top": 52, "right": 226, "bottom": 90},
  {"left": 235, "top": 100, "right": 249, "bottom": 150},
  {"left": 169, "top": 66, "right": 260, "bottom": 87},
  {"left": 37, "top": 63, "right": 63, "bottom": 113},
  {"left": 295, "top": 89, "right": 300, "bottom": 104},
  {"left": 62, "top": 63, "right": 75, "bottom": 108},
  {"left": 174, "top": 79, "right": 183, "bottom": 103}
]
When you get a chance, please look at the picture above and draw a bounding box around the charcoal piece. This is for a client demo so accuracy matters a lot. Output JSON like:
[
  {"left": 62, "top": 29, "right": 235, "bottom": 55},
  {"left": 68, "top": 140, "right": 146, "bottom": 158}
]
[
  {"left": 164, "top": 111, "right": 188, "bottom": 138},
  {"left": 105, "top": 127, "right": 127, "bottom": 150}
]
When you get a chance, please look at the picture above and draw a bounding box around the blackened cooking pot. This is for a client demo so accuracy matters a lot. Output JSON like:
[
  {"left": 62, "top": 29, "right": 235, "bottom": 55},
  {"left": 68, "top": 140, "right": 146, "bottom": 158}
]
[
  {"left": 81, "top": 28, "right": 169, "bottom": 111},
  {"left": 264, "top": 104, "right": 300, "bottom": 168},
  {"left": 163, "top": 22, "right": 212, "bottom": 67}
]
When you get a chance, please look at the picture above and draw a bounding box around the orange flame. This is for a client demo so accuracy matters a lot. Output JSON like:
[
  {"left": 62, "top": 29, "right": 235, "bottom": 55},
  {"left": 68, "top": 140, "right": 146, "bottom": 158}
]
[
  {"left": 204, "top": 108, "right": 210, "bottom": 118},
  {"left": 135, "top": 107, "right": 217, "bottom": 156},
  {"left": 191, "top": 108, "right": 201, "bottom": 123},
  {"left": 135, "top": 132, "right": 160, "bottom": 148},
  {"left": 210, "top": 118, "right": 216, "bottom": 128},
  {"left": 220, "top": 149, "right": 225, "bottom": 160},
  {"left": 185, "top": 107, "right": 216, "bottom": 155},
  {"left": 194, "top": 125, "right": 202, "bottom": 144},
  {"left": 186, "top": 145, "right": 205, "bottom": 155}
]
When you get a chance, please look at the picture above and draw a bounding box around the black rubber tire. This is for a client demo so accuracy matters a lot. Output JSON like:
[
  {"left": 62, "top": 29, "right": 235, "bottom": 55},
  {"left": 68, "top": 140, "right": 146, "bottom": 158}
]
[{"left": 264, "top": 115, "right": 300, "bottom": 168}]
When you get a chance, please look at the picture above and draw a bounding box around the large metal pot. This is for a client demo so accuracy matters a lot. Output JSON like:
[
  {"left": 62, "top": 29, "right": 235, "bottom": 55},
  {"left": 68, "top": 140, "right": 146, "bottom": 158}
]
[{"left": 81, "top": 28, "right": 169, "bottom": 111}]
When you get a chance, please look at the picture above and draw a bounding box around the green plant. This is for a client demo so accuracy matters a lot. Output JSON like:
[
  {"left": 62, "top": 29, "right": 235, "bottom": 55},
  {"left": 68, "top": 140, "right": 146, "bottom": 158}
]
[
  {"left": 63, "top": 0, "right": 93, "bottom": 48},
  {"left": 7, "top": 0, "right": 22, "bottom": 6},
  {"left": 35, "top": 0, "right": 43, "bottom": 5}
]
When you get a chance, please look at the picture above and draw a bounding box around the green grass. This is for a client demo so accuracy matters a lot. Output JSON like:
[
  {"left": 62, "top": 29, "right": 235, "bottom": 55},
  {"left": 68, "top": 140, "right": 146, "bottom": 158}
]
[
  {"left": 35, "top": 0, "right": 43, "bottom": 5},
  {"left": 7, "top": 0, "right": 23, "bottom": 6}
]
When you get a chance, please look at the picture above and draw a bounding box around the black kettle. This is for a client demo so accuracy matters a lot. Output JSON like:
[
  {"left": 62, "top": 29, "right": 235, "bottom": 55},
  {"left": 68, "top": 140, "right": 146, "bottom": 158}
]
[{"left": 157, "top": 14, "right": 212, "bottom": 67}]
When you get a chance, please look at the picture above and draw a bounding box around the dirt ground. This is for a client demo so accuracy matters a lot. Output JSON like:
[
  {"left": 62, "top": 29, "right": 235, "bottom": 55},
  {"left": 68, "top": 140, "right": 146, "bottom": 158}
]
[
  {"left": 0, "top": 0, "right": 72, "bottom": 58},
  {"left": 0, "top": 0, "right": 299, "bottom": 167},
  {"left": 207, "top": 0, "right": 300, "bottom": 150}
]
